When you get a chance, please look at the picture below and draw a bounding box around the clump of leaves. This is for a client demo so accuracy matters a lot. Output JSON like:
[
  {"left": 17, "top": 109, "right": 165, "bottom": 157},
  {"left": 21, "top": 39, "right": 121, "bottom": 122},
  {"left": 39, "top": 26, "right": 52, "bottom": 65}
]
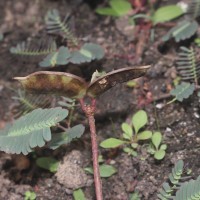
[
  {"left": 84, "top": 155, "right": 117, "bottom": 178},
  {"left": 157, "top": 160, "right": 200, "bottom": 200},
  {"left": 147, "top": 132, "right": 167, "bottom": 160},
  {"left": 0, "top": 107, "right": 85, "bottom": 155},
  {"left": 162, "top": 1, "right": 200, "bottom": 42},
  {"left": 1, "top": 65, "right": 149, "bottom": 200},
  {"left": 169, "top": 46, "right": 200, "bottom": 103},
  {"left": 132, "top": 4, "right": 184, "bottom": 26},
  {"left": 100, "top": 110, "right": 166, "bottom": 160},
  {"left": 10, "top": 9, "right": 104, "bottom": 67}
]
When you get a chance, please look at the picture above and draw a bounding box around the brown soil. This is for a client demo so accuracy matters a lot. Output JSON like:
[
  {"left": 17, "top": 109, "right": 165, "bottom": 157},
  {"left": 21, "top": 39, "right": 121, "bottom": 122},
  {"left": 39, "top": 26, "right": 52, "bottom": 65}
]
[{"left": 0, "top": 0, "right": 200, "bottom": 200}]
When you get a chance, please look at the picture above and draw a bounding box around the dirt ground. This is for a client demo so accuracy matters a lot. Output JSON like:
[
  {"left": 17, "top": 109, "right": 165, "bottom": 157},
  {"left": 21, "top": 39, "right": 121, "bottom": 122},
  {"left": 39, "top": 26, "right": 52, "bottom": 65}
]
[{"left": 0, "top": 0, "right": 200, "bottom": 199}]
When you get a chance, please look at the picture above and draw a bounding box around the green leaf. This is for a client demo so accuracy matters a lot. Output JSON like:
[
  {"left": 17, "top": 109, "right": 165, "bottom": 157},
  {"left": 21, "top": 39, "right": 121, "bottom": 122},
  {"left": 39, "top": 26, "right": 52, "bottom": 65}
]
[
  {"left": 162, "top": 20, "right": 198, "bottom": 42},
  {"left": 36, "top": 157, "right": 59, "bottom": 173},
  {"left": 154, "top": 149, "right": 165, "bottom": 160},
  {"left": 48, "top": 124, "right": 85, "bottom": 149},
  {"left": 70, "top": 43, "right": 104, "bottom": 64},
  {"left": 160, "top": 144, "right": 167, "bottom": 150},
  {"left": 100, "top": 138, "right": 126, "bottom": 148},
  {"left": 0, "top": 107, "right": 68, "bottom": 155},
  {"left": 109, "top": 0, "right": 132, "bottom": 16},
  {"left": 170, "top": 82, "right": 195, "bottom": 102},
  {"left": 121, "top": 123, "right": 133, "bottom": 139},
  {"left": 25, "top": 191, "right": 36, "bottom": 200},
  {"left": 85, "top": 164, "right": 117, "bottom": 178},
  {"left": 131, "top": 143, "right": 138, "bottom": 148},
  {"left": 123, "top": 147, "right": 133, "bottom": 153},
  {"left": 132, "top": 110, "right": 148, "bottom": 134},
  {"left": 73, "top": 189, "right": 86, "bottom": 200},
  {"left": 137, "top": 130, "right": 152, "bottom": 140},
  {"left": 152, "top": 132, "right": 162, "bottom": 150},
  {"left": 82, "top": 43, "right": 104, "bottom": 60},
  {"left": 96, "top": 8, "right": 119, "bottom": 16},
  {"left": 39, "top": 46, "right": 71, "bottom": 67},
  {"left": 96, "top": 0, "right": 132, "bottom": 17},
  {"left": 99, "top": 164, "right": 117, "bottom": 177},
  {"left": 152, "top": 5, "right": 183, "bottom": 24}
]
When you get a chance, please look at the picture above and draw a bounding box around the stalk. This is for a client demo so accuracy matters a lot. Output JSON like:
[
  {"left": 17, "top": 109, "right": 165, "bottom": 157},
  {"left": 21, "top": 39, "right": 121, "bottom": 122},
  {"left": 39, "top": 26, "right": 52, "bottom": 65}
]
[{"left": 79, "top": 98, "right": 103, "bottom": 200}]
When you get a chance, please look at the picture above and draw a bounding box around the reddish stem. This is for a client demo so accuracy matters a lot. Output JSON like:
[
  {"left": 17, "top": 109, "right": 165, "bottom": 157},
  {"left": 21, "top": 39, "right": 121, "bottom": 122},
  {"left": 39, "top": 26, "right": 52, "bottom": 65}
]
[{"left": 79, "top": 98, "right": 103, "bottom": 200}]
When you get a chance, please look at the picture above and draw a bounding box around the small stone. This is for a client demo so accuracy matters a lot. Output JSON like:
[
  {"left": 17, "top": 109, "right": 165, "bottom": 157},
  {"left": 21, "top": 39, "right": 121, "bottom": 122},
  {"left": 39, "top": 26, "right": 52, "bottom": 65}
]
[{"left": 55, "top": 150, "right": 92, "bottom": 189}]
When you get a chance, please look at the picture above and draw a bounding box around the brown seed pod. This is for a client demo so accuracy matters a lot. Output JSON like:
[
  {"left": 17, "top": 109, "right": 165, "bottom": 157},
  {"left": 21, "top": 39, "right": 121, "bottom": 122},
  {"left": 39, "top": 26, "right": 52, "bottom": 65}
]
[{"left": 14, "top": 65, "right": 150, "bottom": 99}]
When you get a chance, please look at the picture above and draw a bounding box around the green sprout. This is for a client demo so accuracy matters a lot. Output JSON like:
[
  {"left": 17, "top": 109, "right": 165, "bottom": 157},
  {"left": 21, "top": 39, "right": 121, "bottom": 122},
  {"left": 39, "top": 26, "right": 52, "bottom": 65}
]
[
  {"left": 100, "top": 110, "right": 152, "bottom": 156},
  {"left": 147, "top": 132, "right": 167, "bottom": 160},
  {"left": 24, "top": 191, "right": 36, "bottom": 200}
]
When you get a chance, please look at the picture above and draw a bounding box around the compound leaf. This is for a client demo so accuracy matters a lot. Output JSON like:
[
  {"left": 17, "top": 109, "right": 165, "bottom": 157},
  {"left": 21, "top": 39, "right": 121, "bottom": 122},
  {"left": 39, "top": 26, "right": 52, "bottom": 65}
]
[
  {"left": 10, "top": 40, "right": 57, "bottom": 56},
  {"left": 162, "top": 20, "right": 198, "bottom": 42},
  {"left": 170, "top": 82, "right": 195, "bottom": 102},
  {"left": 45, "top": 9, "right": 78, "bottom": 46},
  {"left": 39, "top": 46, "right": 71, "bottom": 67},
  {"left": 48, "top": 124, "right": 85, "bottom": 149},
  {"left": 0, "top": 107, "right": 68, "bottom": 155}
]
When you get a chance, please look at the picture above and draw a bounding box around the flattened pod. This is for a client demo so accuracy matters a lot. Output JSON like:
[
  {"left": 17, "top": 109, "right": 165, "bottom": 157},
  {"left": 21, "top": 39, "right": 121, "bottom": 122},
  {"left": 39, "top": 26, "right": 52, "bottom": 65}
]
[
  {"left": 14, "top": 71, "right": 87, "bottom": 99},
  {"left": 87, "top": 65, "right": 150, "bottom": 97}
]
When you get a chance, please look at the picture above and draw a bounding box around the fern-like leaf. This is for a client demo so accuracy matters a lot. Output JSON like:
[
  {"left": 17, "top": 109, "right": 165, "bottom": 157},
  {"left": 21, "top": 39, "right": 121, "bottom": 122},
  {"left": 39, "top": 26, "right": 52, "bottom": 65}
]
[
  {"left": 157, "top": 160, "right": 184, "bottom": 200},
  {"left": 177, "top": 47, "right": 200, "bottom": 83},
  {"left": 170, "top": 82, "right": 195, "bottom": 102},
  {"left": 10, "top": 40, "right": 57, "bottom": 56},
  {"left": 162, "top": 20, "right": 198, "bottom": 42},
  {"left": 174, "top": 175, "right": 200, "bottom": 200},
  {"left": 187, "top": 0, "right": 200, "bottom": 19},
  {"left": 12, "top": 89, "right": 52, "bottom": 117},
  {"left": 45, "top": 9, "right": 78, "bottom": 46},
  {"left": 0, "top": 107, "right": 68, "bottom": 155},
  {"left": 48, "top": 124, "right": 85, "bottom": 150}
]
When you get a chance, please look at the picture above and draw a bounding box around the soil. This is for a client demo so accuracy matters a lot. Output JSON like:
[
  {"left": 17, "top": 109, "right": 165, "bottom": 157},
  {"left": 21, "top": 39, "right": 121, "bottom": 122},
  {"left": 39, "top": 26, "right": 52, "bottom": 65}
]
[{"left": 0, "top": 0, "right": 200, "bottom": 200}]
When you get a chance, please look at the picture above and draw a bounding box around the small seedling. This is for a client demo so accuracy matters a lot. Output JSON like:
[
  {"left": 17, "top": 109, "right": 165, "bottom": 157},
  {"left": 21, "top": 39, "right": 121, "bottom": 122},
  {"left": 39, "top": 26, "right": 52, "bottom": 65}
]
[
  {"left": 24, "top": 191, "right": 36, "bottom": 200},
  {"left": 0, "top": 65, "right": 150, "bottom": 200},
  {"left": 100, "top": 110, "right": 152, "bottom": 157},
  {"left": 73, "top": 189, "right": 86, "bottom": 200},
  {"left": 147, "top": 132, "right": 167, "bottom": 160},
  {"left": 10, "top": 9, "right": 104, "bottom": 67}
]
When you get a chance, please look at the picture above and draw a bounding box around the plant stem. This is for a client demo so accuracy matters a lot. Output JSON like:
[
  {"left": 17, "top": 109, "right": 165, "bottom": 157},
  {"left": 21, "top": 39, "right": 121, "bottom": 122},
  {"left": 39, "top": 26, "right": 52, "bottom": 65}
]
[{"left": 79, "top": 98, "right": 103, "bottom": 200}]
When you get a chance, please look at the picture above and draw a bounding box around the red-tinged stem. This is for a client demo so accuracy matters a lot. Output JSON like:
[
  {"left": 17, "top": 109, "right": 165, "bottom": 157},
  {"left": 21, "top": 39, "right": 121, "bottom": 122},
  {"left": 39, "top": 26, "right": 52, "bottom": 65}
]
[{"left": 79, "top": 98, "right": 103, "bottom": 200}]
